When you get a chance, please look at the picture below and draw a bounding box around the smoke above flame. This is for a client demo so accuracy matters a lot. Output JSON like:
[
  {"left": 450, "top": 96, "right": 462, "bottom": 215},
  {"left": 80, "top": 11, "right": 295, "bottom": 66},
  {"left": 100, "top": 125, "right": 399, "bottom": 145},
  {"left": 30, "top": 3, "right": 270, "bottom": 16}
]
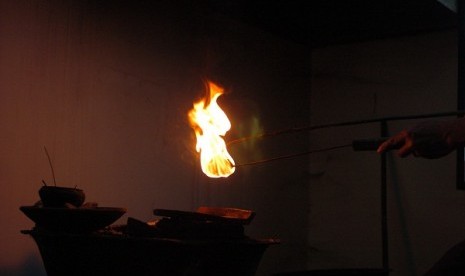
[{"left": 188, "top": 81, "right": 235, "bottom": 178}]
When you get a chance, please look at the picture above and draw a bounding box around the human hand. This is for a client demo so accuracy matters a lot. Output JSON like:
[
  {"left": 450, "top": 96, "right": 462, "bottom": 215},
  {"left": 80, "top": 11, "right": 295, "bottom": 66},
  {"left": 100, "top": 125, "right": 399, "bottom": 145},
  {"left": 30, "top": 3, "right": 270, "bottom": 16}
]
[{"left": 376, "top": 120, "right": 457, "bottom": 159}]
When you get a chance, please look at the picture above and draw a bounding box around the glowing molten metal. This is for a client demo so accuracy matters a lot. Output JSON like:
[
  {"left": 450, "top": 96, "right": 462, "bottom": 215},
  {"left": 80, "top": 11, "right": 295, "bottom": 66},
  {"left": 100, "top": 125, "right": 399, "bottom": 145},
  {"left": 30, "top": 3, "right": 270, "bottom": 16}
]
[{"left": 188, "top": 81, "right": 235, "bottom": 178}]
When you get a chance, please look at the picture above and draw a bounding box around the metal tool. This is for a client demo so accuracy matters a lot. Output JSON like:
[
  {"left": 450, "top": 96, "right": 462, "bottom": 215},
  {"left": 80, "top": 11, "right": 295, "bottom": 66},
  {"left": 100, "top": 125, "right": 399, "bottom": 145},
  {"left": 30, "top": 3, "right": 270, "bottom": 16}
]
[{"left": 352, "top": 138, "right": 391, "bottom": 151}]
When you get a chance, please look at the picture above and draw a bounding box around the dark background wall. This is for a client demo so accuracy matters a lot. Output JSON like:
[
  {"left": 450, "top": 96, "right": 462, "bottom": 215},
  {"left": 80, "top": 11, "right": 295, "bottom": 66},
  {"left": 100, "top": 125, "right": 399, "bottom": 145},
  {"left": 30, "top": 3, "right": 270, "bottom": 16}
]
[
  {"left": 0, "top": 1, "right": 311, "bottom": 275},
  {"left": 310, "top": 30, "right": 460, "bottom": 275}
]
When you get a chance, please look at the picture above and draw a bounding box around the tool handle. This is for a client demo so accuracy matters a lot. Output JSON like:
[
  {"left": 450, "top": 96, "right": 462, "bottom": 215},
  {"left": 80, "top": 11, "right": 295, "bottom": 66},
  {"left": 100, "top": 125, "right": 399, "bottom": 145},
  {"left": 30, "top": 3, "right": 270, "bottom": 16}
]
[{"left": 352, "top": 138, "right": 391, "bottom": 151}]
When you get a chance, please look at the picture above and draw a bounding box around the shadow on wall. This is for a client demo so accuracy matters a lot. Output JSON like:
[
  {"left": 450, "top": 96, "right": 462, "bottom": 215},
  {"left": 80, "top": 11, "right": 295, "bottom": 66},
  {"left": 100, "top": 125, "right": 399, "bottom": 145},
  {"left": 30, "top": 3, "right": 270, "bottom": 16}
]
[{"left": 0, "top": 254, "right": 46, "bottom": 276}]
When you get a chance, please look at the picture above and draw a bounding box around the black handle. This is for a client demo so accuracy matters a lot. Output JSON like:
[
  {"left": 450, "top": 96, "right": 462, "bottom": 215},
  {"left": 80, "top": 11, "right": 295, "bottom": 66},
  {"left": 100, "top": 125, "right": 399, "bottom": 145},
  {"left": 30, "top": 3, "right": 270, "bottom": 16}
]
[{"left": 352, "top": 138, "right": 390, "bottom": 151}]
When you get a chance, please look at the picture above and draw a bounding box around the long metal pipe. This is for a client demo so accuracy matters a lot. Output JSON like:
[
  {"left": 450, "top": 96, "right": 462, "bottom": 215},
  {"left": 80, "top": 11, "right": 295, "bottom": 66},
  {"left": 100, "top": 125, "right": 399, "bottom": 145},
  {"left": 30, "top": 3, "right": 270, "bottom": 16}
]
[{"left": 457, "top": 0, "right": 465, "bottom": 189}]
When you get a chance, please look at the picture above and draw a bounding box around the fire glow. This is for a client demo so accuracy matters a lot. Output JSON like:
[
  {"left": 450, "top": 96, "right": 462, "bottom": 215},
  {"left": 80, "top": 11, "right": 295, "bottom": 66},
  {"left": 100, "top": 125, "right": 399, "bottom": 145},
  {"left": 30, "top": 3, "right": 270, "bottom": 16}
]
[{"left": 188, "top": 81, "right": 235, "bottom": 178}]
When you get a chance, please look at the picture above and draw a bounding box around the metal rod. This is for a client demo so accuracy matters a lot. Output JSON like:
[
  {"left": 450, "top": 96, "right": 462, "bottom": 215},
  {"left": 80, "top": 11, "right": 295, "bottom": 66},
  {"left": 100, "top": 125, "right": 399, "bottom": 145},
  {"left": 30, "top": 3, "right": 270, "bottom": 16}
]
[
  {"left": 235, "top": 144, "right": 352, "bottom": 167},
  {"left": 457, "top": 0, "right": 465, "bottom": 189},
  {"left": 227, "top": 110, "right": 465, "bottom": 146},
  {"left": 380, "top": 121, "right": 389, "bottom": 271}
]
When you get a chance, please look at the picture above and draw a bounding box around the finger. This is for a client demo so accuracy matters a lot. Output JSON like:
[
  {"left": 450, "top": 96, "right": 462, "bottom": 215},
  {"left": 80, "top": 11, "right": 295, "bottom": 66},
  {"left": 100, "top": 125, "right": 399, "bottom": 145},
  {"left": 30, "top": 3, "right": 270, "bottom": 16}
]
[
  {"left": 376, "top": 141, "right": 391, "bottom": 154},
  {"left": 398, "top": 148, "right": 416, "bottom": 158},
  {"left": 397, "top": 141, "right": 415, "bottom": 158},
  {"left": 377, "top": 131, "right": 408, "bottom": 153},
  {"left": 377, "top": 138, "right": 398, "bottom": 153}
]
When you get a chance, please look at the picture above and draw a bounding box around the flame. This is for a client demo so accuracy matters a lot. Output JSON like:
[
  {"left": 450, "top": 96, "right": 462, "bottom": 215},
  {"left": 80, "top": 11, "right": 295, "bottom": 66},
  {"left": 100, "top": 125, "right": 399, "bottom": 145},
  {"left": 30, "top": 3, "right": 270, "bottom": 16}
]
[{"left": 188, "top": 81, "right": 235, "bottom": 178}]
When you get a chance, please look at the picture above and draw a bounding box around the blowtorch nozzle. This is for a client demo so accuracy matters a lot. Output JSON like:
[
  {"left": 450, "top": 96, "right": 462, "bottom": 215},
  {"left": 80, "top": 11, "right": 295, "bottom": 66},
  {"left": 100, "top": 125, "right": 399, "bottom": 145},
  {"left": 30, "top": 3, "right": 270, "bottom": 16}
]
[{"left": 352, "top": 138, "right": 390, "bottom": 151}]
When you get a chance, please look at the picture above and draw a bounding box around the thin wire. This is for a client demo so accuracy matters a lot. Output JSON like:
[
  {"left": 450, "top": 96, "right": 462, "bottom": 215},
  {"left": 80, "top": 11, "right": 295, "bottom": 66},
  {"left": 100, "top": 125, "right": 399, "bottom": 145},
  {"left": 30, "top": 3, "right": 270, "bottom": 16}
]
[
  {"left": 43, "top": 146, "right": 57, "bottom": 186},
  {"left": 235, "top": 144, "right": 352, "bottom": 167},
  {"left": 227, "top": 110, "right": 465, "bottom": 146}
]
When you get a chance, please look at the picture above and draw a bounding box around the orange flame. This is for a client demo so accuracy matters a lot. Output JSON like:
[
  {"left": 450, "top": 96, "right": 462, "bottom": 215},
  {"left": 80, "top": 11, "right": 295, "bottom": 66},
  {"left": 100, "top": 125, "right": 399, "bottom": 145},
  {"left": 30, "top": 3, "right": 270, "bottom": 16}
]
[{"left": 188, "top": 81, "right": 235, "bottom": 178}]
